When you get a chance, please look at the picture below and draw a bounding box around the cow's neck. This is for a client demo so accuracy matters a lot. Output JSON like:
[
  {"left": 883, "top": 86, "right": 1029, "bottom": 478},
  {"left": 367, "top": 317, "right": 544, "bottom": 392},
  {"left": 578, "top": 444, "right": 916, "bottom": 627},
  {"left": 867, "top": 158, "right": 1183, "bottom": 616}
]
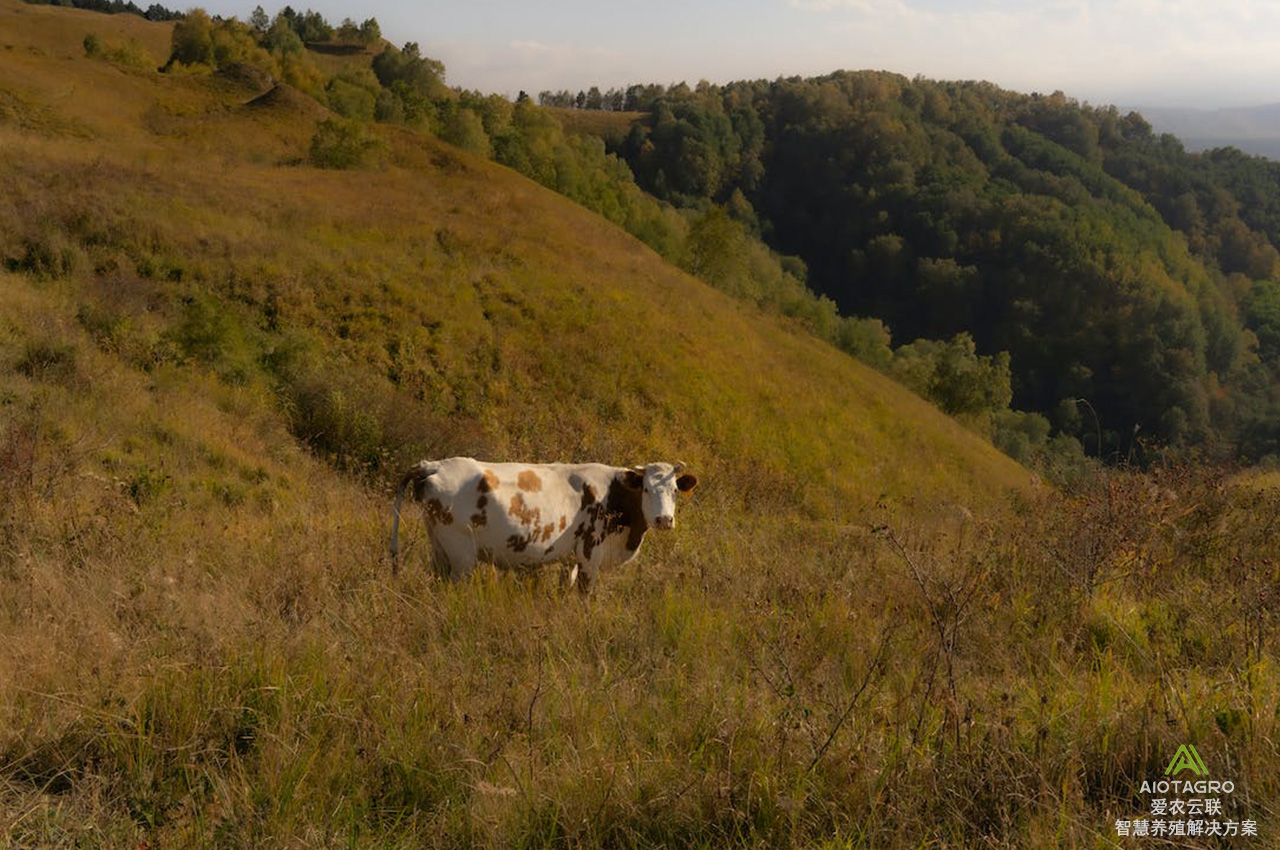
[{"left": 605, "top": 476, "right": 648, "bottom": 551}]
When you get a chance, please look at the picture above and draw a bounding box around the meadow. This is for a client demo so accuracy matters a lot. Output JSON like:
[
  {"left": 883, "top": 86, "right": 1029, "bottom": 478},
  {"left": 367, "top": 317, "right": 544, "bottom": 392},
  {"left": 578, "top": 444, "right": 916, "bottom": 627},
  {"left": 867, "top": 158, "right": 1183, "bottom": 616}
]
[{"left": 1, "top": 2, "right": 1278, "bottom": 846}]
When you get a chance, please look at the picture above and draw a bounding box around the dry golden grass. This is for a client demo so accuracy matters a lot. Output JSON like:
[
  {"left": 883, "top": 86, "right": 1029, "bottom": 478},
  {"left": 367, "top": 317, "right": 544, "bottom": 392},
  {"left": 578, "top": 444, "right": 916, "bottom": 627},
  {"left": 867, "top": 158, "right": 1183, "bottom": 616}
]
[
  {"left": 547, "top": 107, "right": 647, "bottom": 145},
  {"left": 2, "top": 4, "right": 1277, "bottom": 848}
]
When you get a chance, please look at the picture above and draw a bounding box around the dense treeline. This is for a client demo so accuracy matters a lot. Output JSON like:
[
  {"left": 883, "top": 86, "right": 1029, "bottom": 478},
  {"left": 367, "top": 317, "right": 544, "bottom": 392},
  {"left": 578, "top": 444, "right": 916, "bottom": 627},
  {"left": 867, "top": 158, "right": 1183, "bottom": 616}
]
[
  {"left": 538, "top": 84, "right": 667, "bottom": 112},
  {"left": 589, "top": 74, "right": 1280, "bottom": 462}
]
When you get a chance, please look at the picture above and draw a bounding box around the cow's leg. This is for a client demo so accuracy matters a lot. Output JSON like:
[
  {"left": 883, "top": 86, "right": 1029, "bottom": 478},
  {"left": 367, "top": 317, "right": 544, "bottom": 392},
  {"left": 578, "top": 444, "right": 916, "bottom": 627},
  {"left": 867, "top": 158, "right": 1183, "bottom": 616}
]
[
  {"left": 432, "top": 533, "right": 477, "bottom": 582},
  {"left": 575, "top": 564, "right": 595, "bottom": 595},
  {"left": 447, "top": 543, "right": 476, "bottom": 582},
  {"left": 429, "top": 538, "right": 452, "bottom": 580}
]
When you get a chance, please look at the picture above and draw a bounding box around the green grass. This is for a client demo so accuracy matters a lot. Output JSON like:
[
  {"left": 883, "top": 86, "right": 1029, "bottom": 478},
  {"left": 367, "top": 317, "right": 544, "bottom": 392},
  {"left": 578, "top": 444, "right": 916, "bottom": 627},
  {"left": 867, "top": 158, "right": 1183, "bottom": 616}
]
[{"left": 1, "top": 3, "right": 1277, "bottom": 847}]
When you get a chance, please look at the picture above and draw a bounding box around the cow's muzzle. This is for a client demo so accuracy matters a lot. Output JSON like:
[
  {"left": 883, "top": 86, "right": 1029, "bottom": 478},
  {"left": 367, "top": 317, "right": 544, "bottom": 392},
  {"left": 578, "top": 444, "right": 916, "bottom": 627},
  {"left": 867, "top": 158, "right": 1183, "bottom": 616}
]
[{"left": 652, "top": 516, "right": 674, "bottom": 531}]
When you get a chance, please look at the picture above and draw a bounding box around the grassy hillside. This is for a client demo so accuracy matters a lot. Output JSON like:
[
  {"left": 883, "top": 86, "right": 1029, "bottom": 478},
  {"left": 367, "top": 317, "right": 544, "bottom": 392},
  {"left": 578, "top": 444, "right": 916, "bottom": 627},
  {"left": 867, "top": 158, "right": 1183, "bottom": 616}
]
[
  {"left": 3, "top": 3, "right": 1279, "bottom": 848},
  {"left": 548, "top": 106, "right": 645, "bottom": 146}
]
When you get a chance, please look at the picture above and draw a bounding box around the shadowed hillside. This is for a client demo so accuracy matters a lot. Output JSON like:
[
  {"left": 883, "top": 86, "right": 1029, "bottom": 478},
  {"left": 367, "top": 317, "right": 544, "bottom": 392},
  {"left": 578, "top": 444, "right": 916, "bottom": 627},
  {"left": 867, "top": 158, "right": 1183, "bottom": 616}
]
[{"left": 3, "top": 3, "right": 1279, "bottom": 848}]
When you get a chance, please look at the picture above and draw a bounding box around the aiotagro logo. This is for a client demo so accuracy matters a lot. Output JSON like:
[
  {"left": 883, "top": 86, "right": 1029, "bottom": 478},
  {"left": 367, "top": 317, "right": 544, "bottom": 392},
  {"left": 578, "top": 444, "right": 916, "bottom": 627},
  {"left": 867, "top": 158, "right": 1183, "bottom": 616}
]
[
  {"left": 1165, "top": 744, "right": 1207, "bottom": 777},
  {"left": 1115, "top": 744, "right": 1258, "bottom": 840}
]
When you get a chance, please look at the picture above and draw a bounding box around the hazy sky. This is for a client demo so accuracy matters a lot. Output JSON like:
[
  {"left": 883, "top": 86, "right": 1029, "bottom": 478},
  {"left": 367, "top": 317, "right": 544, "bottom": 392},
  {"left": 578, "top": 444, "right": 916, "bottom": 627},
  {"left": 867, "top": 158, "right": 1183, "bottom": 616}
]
[{"left": 198, "top": 1, "right": 1280, "bottom": 108}]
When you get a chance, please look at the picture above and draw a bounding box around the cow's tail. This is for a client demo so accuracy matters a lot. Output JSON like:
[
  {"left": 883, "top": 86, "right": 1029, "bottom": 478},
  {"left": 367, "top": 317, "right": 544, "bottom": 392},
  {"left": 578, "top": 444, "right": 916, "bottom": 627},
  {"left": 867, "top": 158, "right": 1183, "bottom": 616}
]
[{"left": 389, "top": 461, "right": 439, "bottom": 573}]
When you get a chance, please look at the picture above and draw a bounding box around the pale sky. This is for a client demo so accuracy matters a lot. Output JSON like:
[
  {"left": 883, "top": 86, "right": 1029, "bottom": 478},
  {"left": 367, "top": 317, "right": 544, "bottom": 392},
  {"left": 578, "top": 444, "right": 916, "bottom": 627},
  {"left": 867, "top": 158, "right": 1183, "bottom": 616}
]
[{"left": 196, "top": 1, "right": 1280, "bottom": 108}]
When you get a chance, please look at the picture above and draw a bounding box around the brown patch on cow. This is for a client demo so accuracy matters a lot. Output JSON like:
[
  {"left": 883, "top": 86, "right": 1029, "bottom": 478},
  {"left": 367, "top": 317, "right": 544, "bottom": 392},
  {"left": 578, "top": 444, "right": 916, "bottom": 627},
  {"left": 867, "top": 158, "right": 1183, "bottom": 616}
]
[
  {"left": 559, "top": 516, "right": 566, "bottom": 532},
  {"left": 573, "top": 483, "right": 610, "bottom": 560},
  {"left": 517, "top": 470, "right": 542, "bottom": 492},
  {"left": 507, "top": 533, "right": 532, "bottom": 553},
  {"left": 478, "top": 469, "right": 499, "bottom": 493},
  {"left": 425, "top": 497, "right": 453, "bottom": 526},
  {"left": 605, "top": 476, "right": 648, "bottom": 551},
  {"left": 539, "top": 522, "right": 556, "bottom": 543},
  {"left": 509, "top": 492, "right": 540, "bottom": 528},
  {"left": 573, "top": 520, "right": 599, "bottom": 560},
  {"left": 469, "top": 493, "right": 488, "bottom": 528}
]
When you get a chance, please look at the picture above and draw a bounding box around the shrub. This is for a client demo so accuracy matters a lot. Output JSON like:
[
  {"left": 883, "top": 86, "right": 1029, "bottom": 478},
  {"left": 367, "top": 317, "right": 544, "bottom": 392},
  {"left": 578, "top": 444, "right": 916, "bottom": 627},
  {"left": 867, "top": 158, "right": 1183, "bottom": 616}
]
[
  {"left": 7, "top": 231, "right": 83, "bottom": 280},
  {"left": 102, "top": 38, "right": 157, "bottom": 70},
  {"left": 163, "top": 294, "right": 256, "bottom": 383},
  {"left": 891, "top": 333, "right": 1013, "bottom": 417},
  {"left": 325, "top": 71, "right": 379, "bottom": 121},
  {"left": 85, "top": 33, "right": 156, "bottom": 69},
  {"left": 308, "top": 117, "right": 387, "bottom": 170},
  {"left": 15, "top": 339, "right": 78, "bottom": 385},
  {"left": 439, "top": 105, "right": 491, "bottom": 157}
]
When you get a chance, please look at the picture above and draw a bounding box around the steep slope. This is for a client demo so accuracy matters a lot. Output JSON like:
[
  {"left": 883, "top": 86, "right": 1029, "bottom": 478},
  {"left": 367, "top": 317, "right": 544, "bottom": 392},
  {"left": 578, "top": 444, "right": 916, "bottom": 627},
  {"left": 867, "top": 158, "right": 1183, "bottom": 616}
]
[
  {"left": 7, "top": 7, "right": 1280, "bottom": 850},
  {"left": 0, "top": 5, "right": 1082, "bottom": 847},
  {"left": 0, "top": 0, "right": 1031, "bottom": 515}
]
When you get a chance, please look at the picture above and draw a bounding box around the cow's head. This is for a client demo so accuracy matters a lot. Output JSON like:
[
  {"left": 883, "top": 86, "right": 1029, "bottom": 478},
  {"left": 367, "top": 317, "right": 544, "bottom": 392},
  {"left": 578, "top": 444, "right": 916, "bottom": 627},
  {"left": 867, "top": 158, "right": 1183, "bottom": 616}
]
[{"left": 622, "top": 462, "right": 698, "bottom": 530}]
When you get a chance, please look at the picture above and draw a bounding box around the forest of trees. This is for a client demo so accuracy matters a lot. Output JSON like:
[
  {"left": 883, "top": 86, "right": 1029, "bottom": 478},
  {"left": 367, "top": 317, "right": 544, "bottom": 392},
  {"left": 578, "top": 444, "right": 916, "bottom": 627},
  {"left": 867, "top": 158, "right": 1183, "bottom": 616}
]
[{"left": 561, "top": 74, "right": 1280, "bottom": 463}]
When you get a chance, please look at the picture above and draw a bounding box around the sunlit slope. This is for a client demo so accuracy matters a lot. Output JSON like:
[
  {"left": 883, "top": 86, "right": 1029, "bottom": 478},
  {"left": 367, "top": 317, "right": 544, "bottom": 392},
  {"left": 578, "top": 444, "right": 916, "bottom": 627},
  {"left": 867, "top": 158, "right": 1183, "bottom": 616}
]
[
  {"left": 1, "top": 0, "right": 172, "bottom": 59},
  {"left": 547, "top": 105, "right": 645, "bottom": 145},
  {"left": 0, "top": 0, "right": 1029, "bottom": 521},
  {"left": 20, "top": 9, "right": 1266, "bottom": 850},
  {"left": 0, "top": 1, "right": 174, "bottom": 134}
]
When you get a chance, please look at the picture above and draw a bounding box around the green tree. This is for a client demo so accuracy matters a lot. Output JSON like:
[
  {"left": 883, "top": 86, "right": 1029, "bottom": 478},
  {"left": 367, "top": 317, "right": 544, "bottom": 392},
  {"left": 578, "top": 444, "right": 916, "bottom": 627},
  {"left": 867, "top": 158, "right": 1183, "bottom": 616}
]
[
  {"left": 249, "top": 5, "right": 268, "bottom": 35},
  {"left": 1247, "top": 280, "right": 1280, "bottom": 363},
  {"left": 439, "top": 106, "right": 490, "bottom": 157},
  {"left": 168, "top": 7, "right": 215, "bottom": 67},
  {"left": 891, "top": 333, "right": 1013, "bottom": 418},
  {"left": 265, "top": 14, "right": 304, "bottom": 55},
  {"left": 682, "top": 207, "right": 746, "bottom": 293}
]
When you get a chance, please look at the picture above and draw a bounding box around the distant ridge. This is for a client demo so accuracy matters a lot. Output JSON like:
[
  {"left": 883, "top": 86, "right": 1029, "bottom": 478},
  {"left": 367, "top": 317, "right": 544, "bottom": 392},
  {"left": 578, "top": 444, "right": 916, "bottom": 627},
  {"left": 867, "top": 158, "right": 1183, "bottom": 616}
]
[{"left": 1136, "top": 102, "right": 1280, "bottom": 158}]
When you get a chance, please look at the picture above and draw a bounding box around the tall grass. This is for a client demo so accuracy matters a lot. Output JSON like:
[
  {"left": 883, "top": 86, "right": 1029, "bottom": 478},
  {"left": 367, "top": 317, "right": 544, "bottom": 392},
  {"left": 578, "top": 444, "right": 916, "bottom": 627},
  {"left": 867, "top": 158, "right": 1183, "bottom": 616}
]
[
  {"left": 3, "top": 8, "right": 1275, "bottom": 846},
  {"left": 3, "top": 352, "right": 1278, "bottom": 847}
]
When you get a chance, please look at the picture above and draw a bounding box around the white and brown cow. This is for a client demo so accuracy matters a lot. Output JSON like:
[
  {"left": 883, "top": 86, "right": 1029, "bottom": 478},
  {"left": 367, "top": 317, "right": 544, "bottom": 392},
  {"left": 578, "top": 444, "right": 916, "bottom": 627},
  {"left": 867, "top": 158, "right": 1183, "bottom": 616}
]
[{"left": 388, "top": 458, "right": 698, "bottom": 591}]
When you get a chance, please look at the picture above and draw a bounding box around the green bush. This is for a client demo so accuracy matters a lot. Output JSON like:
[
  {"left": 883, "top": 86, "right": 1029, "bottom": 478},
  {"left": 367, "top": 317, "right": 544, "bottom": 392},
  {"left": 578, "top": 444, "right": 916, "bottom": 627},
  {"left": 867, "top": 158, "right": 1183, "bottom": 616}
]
[
  {"left": 85, "top": 33, "right": 156, "bottom": 69},
  {"left": 439, "top": 105, "right": 491, "bottom": 157},
  {"left": 325, "top": 68, "right": 380, "bottom": 121},
  {"left": 308, "top": 117, "right": 387, "bottom": 170},
  {"left": 164, "top": 294, "right": 256, "bottom": 384},
  {"left": 890, "top": 333, "right": 1013, "bottom": 417}
]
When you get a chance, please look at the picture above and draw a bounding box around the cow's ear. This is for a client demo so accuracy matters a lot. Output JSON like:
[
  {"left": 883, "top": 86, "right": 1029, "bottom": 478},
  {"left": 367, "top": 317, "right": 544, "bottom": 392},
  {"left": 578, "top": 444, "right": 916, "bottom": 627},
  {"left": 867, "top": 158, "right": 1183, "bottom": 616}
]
[
  {"left": 676, "top": 473, "right": 698, "bottom": 493},
  {"left": 622, "top": 469, "right": 644, "bottom": 490}
]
